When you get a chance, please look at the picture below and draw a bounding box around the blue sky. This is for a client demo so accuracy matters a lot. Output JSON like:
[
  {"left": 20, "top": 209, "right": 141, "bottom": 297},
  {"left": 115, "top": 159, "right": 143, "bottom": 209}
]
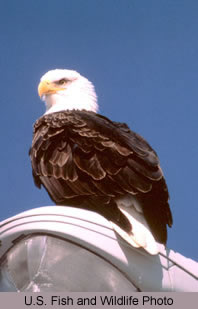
[{"left": 0, "top": 0, "right": 198, "bottom": 261}]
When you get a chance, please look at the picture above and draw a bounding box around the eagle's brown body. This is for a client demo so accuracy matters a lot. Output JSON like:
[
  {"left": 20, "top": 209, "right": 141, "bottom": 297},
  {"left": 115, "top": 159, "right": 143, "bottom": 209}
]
[{"left": 30, "top": 109, "right": 172, "bottom": 245}]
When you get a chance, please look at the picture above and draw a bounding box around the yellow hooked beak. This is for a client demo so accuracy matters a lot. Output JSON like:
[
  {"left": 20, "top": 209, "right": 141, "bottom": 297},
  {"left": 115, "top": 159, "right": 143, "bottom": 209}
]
[{"left": 38, "top": 80, "right": 65, "bottom": 97}]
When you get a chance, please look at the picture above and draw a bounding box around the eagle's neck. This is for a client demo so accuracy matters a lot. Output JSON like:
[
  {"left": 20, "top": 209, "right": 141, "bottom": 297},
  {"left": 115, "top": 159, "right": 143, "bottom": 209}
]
[{"left": 44, "top": 79, "right": 98, "bottom": 114}]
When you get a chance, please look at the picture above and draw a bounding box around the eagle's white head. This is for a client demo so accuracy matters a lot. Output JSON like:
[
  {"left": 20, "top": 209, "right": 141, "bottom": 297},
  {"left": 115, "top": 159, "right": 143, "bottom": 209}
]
[{"left": 38, "top": 69, "right": 98, "bottom": 114}]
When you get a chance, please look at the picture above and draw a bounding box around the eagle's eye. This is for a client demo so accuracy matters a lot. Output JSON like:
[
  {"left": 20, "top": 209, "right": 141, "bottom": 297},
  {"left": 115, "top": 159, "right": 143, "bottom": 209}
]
[{"left": 57, "top": 79, "right": 68, "bottom": 86}]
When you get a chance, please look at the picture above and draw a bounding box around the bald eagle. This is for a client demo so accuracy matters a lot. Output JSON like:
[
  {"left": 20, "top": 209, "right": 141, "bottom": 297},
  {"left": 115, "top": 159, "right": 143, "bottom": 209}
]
[{"left": 29, "top": 69, "right": 173, "bottom": 255}]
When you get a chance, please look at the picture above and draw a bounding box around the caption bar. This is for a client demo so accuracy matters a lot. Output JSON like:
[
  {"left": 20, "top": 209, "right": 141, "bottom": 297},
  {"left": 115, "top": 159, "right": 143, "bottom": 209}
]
[{"left": 1, "top": 292, "right": 197, "bottom": 309}]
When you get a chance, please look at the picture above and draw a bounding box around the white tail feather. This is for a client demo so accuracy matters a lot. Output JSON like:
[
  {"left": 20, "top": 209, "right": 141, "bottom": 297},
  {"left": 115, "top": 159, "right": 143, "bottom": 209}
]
[{"left": 112, "top": 204, "right": 159, "bottom": 255}]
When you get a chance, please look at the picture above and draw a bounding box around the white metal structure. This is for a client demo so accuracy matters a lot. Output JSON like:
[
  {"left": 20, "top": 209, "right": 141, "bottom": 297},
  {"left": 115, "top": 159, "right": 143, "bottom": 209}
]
[{"left": 0, "top": 206, "right": 197, "bottom": 292}]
